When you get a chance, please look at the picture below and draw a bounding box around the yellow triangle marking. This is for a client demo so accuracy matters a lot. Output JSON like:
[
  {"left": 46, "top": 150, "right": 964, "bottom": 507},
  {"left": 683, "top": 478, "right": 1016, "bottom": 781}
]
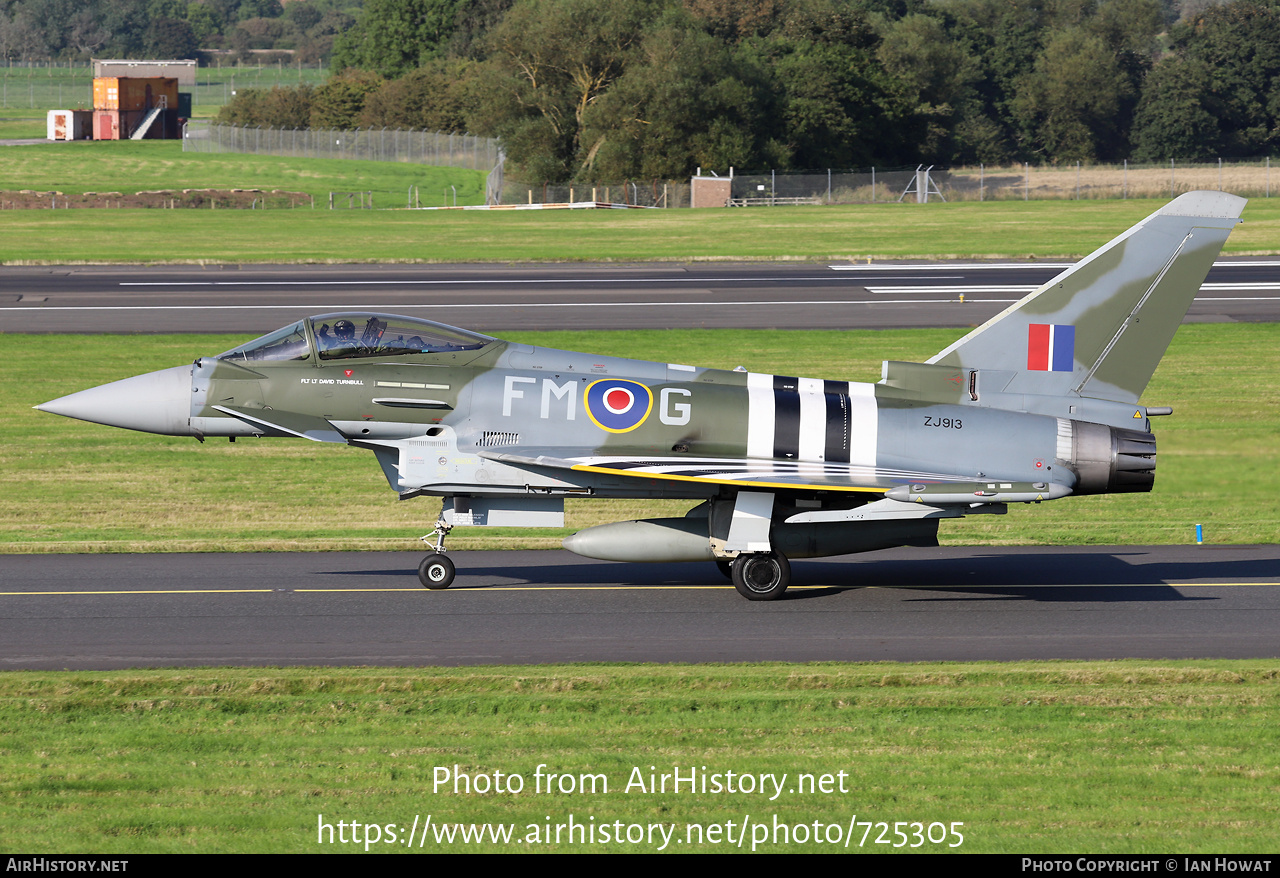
[{"left": 1133, "top": 410, "right": 1143, "bottom": 418}]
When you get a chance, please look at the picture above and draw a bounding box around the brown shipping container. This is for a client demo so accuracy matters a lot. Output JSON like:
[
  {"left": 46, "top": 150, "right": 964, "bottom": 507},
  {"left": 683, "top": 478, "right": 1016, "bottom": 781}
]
[{"left": 92, "top": 77, "right": 179, "bottom": 112}]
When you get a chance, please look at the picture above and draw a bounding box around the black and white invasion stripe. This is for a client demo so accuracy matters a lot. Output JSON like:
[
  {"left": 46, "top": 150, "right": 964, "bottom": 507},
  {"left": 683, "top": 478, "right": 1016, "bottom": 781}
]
[{"left": 746, "top": 374, "right": 877, "bottom": 465}]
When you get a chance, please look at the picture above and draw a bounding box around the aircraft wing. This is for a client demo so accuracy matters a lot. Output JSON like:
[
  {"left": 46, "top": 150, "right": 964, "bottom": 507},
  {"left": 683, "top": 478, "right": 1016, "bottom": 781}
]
[{"left": 480, "top": 448, "right": 979, "bottom": 494}]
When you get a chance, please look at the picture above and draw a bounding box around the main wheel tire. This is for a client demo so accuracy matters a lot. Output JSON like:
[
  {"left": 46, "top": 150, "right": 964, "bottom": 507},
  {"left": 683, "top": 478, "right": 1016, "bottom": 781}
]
[
  {"left": 418, "top": 553, "right": 456, "bottom": 589},
  {"left": 715, "top": 559, "right": 733, "bottom": 581},
  {"left": 731, "top": 551, "right": 790, "bottom": 601}
]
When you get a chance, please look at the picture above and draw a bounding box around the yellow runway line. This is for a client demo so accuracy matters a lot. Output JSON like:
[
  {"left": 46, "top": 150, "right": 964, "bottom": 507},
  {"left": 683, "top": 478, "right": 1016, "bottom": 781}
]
[
  {"left": 4, "top": 583, "right": 1276, "bottom": 597},
  {"left": 0, "top": 589, "right": 275, "bottom": 596}
]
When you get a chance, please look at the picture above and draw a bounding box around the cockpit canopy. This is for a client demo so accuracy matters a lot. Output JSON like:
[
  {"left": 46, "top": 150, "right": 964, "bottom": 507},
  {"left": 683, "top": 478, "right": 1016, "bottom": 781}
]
[
  {"left": 217, "top": 313, "right": 494, "bottom": 363},
  {"left": 311, "top": 313, "right": 492, "bottom": 360},
  {"left": 218, "top": 321, "right": 311, "bottom": 363}
]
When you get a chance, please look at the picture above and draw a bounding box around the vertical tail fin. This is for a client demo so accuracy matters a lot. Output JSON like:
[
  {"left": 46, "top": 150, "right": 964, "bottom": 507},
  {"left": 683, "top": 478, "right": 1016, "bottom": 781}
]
[{"left": 927, "top": 191, "right": 1245, "bottom": 404}]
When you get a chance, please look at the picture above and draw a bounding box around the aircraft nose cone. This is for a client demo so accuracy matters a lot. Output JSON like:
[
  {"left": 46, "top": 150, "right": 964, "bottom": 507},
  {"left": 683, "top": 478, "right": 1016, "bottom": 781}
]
[{"left": 36, "top": 365, "right": 193, "bottom": 435}]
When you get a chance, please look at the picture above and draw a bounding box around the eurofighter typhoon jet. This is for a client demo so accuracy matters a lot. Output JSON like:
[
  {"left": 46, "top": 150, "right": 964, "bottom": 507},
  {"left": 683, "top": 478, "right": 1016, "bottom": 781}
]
[{"left": 38, "top": 191, "right": 1243, "bottom": 599}]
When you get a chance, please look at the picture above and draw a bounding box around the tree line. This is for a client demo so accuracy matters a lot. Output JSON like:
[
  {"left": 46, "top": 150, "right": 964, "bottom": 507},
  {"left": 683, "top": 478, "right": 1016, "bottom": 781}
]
[
  {"left": 225, "top": 0, "right": 1280, "bottom": 179},
  {"left": 0, "top": 0, "right": 361, "bottom": 65}
]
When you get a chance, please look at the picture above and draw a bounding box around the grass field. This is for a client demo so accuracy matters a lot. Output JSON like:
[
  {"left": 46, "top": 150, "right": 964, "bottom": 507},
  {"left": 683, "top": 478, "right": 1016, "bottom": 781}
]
[
  {"left": 1, "top": 140, "right": 1277, "bottom": 264},
  {"left": 2, "top": 662, "right": 1277, "bottom": 852},
  {"left": 0, "top": 141, "right": 486, "bottom": 210},
  {"left": 3, "top": 161, "right": 1278, "bottom": 855},
  {"left": 5, "top": 325, "right": 1277, "bottom": 553},
  {"left": 0, "top": 108, "right": 50, "bottom": 139},
  {"left": 1, "top": 195, "right": 1279, "bottom": 264}
]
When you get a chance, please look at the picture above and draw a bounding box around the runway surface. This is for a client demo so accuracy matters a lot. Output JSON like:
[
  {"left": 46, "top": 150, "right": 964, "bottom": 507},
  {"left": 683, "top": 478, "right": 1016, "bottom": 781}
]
[
  {"left": 2, "top": 546, "right": 1278, "bottom": 669},
  {"left": 5, "top": 260, "right": 1280, "bottom": 333},
  {"left": 7, "top": 261, "right": 1279, "bottom": 669}
]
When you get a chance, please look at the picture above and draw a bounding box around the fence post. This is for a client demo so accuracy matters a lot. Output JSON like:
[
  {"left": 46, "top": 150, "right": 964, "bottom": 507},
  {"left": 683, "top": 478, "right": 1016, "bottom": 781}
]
[
  {"left": 980, "top": 163, "right": 984, "bottom": 202},
  {"left": 871, "top": 167, "right": 875, "bottom": 203},
  {"left": 1024, "top": 163, "right": 1028, "bottom": 201},
  {"left": 1170, "top": 159, "right": 1174, "bottom": 197},
  {"left": 1124, "top": 159, "right": 1127, "bottom": 199}
]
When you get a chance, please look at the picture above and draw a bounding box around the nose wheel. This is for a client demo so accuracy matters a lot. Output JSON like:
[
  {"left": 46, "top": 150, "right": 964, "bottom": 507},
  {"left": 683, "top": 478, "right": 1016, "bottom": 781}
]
[
  {"left": 418, "top": 519, "right": 456, "bottom": 589},
  {"left": 418, "top": 553, "right": 456, "bottom": 589}
]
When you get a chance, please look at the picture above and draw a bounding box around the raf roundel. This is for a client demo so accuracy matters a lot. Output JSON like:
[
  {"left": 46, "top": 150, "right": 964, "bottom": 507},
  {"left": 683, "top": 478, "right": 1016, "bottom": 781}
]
[{"left": 584, "top": 379, "right": 654, "bottom": 433}]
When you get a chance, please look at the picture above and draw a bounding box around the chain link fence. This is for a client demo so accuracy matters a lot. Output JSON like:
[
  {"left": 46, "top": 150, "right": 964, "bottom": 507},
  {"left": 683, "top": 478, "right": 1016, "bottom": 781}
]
[
  {"left": 727, "top": 169, "right": 921, "bottom": 204},
  {"left": 718, "top": 162, "right": 1277, "bottom": 205},
  {"left": 480, "top": 162, "right": 1279, "bottom": 209},
  {"left": 184, "top": 119, "right": 503, "bottom": 172},
  {"left": 945, "top": 160, "right": 1277, "bottom": 200},
  {"left": 0, "top": 59, "right": 328, "bottom": 110},
  {"left": 498, "top": 179, "right": 689, "bottom": 208},
  {"left": 724, "top": 163, "right": 1277, "bottom": 204},
  {"left": 0, "top": 60, "right": 92, "bottom": 109},
  {"left": 189, "top": 62, "right": 328, "bottom": 108}
]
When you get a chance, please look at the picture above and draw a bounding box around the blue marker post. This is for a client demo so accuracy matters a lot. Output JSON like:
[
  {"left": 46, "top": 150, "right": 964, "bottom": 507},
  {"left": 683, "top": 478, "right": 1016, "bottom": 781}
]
[{"left": 1196, "top": 524, "right": 1204, "bottom": 544}]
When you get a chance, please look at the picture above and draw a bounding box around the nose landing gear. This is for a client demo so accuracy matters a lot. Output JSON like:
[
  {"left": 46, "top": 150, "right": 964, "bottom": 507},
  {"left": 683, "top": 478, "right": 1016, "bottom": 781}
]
[{"left": 418, "top": 519, "right": 455, "bottom": 589}]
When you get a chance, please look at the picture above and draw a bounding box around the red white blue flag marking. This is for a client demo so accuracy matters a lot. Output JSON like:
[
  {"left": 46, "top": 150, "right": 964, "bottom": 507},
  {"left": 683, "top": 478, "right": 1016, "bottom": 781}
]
[
  {"left": 585, "top": 379, "right": 653, "bottom": 433},
  {"left": 1027, "top": 323, "right": 1075, "bottom": 372}
]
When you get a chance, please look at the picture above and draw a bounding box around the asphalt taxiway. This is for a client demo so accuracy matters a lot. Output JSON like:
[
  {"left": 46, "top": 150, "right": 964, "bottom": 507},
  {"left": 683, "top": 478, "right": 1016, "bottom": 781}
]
[
  {"left": 2, "top": 546, "right": 1277, "bottom": 668},
  {"left": 7, "top": 262, "right": 1278, "bottom": 669},
  {"left": 4, "top": 260, "right": 1280, "bottom": 333}
]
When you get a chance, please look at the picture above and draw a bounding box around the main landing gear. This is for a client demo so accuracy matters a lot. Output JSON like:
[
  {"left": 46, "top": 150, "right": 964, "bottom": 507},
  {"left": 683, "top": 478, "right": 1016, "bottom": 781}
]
[
  {"left": 416, "top": 510, "right": 794, "bottom": 599},
  {"left": 729, "top": 551, "right": 791, "bottom": 601},
  {"left": 418, "top": 519, "right": 455, "bottom": 589}
]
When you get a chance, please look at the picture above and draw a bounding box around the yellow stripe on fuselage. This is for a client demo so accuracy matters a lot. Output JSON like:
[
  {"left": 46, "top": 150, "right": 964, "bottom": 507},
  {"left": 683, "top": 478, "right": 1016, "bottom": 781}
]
[{"left": 569, "top": 463, "right": 887, "bottom": 493}]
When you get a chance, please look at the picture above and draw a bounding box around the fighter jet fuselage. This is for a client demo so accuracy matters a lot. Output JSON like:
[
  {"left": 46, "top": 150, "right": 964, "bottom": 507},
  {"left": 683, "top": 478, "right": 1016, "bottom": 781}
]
[{"left": 38, "top": 191, "right": 1245, "bottom": 599}]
